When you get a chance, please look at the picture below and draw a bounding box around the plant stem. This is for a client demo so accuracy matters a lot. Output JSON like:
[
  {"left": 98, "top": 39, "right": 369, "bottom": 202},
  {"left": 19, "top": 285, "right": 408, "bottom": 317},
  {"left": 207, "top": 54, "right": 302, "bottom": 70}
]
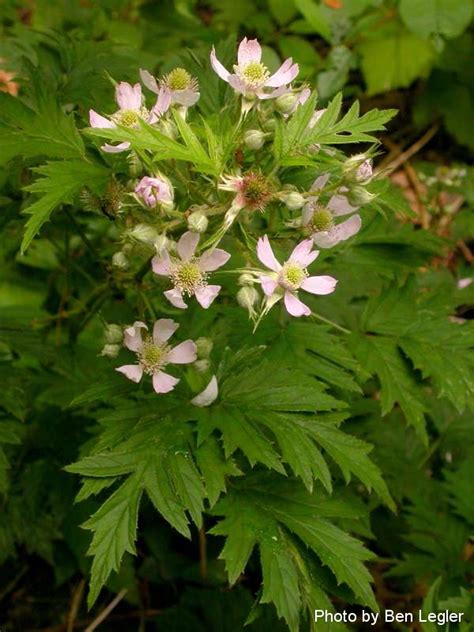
[{"left": 310, "top": 312, "right": 350, "bottom": 334}]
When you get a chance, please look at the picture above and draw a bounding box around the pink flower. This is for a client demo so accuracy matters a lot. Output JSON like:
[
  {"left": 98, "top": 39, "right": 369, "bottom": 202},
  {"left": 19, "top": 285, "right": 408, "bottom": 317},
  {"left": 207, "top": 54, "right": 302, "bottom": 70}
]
[
  {"left": 256, "top": 235, "right": 337, "bottom": 317},
  {"left": 135, "top": 176, "right": 173, "bottom": 209},
  {"left": 210, "top": 37, "right": 298, "bottom": 100},
  {"left": 152, "top": 232, "right": 230, "bottom": 309},
  {"left": 89, "top": 81, "right": 171, "bottom": 153},
  {"left": 219, "top": 172, "right": 272, "bottom": 212},
  {"left": 302, "top": 174, "right": 361, "bottom": 248},
  {"left": 140, "top": 67, "right": 200, "bottom": 107},
  {"left": 116, "top": 319, "right": 196, "bottom": 394}
]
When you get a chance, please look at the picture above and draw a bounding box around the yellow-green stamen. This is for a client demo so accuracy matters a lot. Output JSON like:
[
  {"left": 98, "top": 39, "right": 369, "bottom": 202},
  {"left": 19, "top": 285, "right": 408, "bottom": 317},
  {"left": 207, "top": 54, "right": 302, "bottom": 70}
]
[
  {"left": 280, "top": 263, "right": 307, "bottom": 290},
  {"left": 138, "top": 336, "right": 169, "bottom": 375},
  {"left": 172, "top": 260, "right": 207, "bottom": 295},
  {"left": 311, "top": 207, "right": 334, "bottom": 232}
]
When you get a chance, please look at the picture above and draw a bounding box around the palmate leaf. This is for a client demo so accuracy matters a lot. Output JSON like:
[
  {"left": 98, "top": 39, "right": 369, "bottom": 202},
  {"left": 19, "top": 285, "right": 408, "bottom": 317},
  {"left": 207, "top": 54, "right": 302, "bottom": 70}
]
[
  {"left": 350, "top": 280, "right": 474, "bottom": 441},
  {"left": 66, "top": 416, "right": 214, "bottom": 607},
  {"left": 21, "top": 160, "right": 109, "bottom": 253},
  {"left": 274, "top": 91, "right": 396, "bottom": 160},
  {"left": 0, "top": 90, "right": 85, "bottom": 165},
  {"left": 211, "top": 474, "right": 377, "bottom": 631}
]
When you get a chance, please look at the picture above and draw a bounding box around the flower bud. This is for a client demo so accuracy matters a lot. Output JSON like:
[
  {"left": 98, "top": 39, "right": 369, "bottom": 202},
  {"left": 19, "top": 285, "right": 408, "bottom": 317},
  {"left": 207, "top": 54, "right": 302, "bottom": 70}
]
[
  {"left": 112, "top": 251, "right": 129, "bottom": 270},
  {"left": 129, "top": 223, "right": 159, "bottom": 244},
  {"left": 262, "top": 118, "right": 276, "bottom": 132},
  {"left": 244, "top": 129, "right": 266, "bottom": 150},
  {"left": 194, "top": 358, "right": 210, "bottom": 373},
  {"left": 238, "top": 272, "right": 256, "bottom": 286},
  {"left": 282, "top": 191, "right": 305, "bottom": 211},
  {"left": 275, "top": 92, "right": 298, "bottom": 114},
  {"left": 195, "top": 337, "right": 213, "bottom": 359},
  {"left": 347, "top": 185, "right": 376, "bottom": 206},
  {"left": 104, "top": 324, "right": 122, "bottom": 344},
  {"left": 187, "top": 211, "right": 208, "bottom": 233},
  {"left": 343, "top": 154, "right": 373, "bottom": 183},
  {"left": 237, "top": 285, "right": 260, "bottom": 316},
  {"left": 101, "top": 343, "right": 120, "bottom": 358}
]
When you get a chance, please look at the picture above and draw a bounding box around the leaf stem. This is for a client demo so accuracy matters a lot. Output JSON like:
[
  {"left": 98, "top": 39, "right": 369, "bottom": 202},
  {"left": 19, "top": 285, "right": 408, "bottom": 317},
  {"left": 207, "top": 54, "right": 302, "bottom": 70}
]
[{"left": 310, "top": 312, "right": 350, "bottom": 334}]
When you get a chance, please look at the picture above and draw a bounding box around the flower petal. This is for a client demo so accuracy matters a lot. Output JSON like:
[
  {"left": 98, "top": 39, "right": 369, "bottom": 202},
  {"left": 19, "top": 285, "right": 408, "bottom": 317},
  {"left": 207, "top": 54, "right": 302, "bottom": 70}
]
[
  {"left": 153, "top": 319, "right": 179, "bottom": 345},
  {"left": 284, "top": 291, "right": 311, "bottom": 317},
  {"left": 150, "top": 87, "right": 171, "bottom": 119},
  {"left": 116, "top": 364, "right": 143, "bottom": 383},
  {"left": 172, "top": 88, "right": 200, "bottom": 106},
  {"left": 266, "top": 58, "right": 299, "bottom": 88},
  {"left": 102, "top": 142, "right": 131, "bottom": 153},
  {"left": 311, "top": 173, "right": 330, "bottom": 192},
  {"left": 327, "top": 194, "right": 359, "bottom": 216},
  {"left": 152, "top": 370, "right": 179, "bottom": 394},
  {"left": 258, "top": 85, "right": 288, "bottom": 100},
  {"left": 227, "top": 75, "right": 246, "bottom": 94},
  {"left": 301, "top": 275, "right": 337, "bottom": 295},
  {"left": 123, "top": 321, "right": 147, "bottom": 352},
  {"left": 152, "top": 251, "right": 172, "bottom": 276},
  {"left": 139, "top": 68, "right": 159, "bottom": 93},
  {"left": 259, "top": 274, "right": 278, "bottom": 296},
  {"left": 166, "top": 340, "right": 197, "bottom": 364},
  {"left": 313, "top": 215, "right": 361, "bottom": 248},
  {"left": 289, "top": 239, "right": 319, "bottom": 267},
  {"left": 256, "top": 235, "right": 281, "bottom": 272},
  {"left": 116, "top": 82, "right": 142, "bottom": 110},
  {"left": 195, "top": 285, "right": 221, "bottom": 308},
  {"left": 237, "top": 37, "right": 262, "bottom": 64},
  {"left": 89, "top": 110, "right": 115, "bottom": 128},
  {"left": 177, "top": 231, "right": 200, "bottom": 260},
  {"left": 164, "top": 288, "right": 188, "bottom": 309},
  {"left": 199, "top": 248, "right": 231, "bottom": 272},
  {"left": 191, "top": 376, "right": 218, "bottom": 407},
  {"left": 210, "top": 47, "right": 230, "bottom": 82}
]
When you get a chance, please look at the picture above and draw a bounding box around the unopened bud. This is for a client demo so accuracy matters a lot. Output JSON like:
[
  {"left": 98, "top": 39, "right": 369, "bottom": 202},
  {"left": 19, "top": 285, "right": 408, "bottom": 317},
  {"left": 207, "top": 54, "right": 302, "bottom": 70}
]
[
  {"left": 237, "top": 285, "right": 260, "bottom": 316},
  {"left": 160, "top": 199, "right": 175, "bottom": 214},
  {"left": 343, "top": 154, "right": 373, "bottom": 183},
  {"left": 104, "top": 324, "right": 122, "bottom": 344},
  {"left": 347, "top": 185, "right": 376, "bottom": 206},
  {"left": 195, "top": 337, "right": 213, "bottom": 359},
  {"left": 130, "top": 223, "right": 159, "bottom": 244},
  {"left": 101, "top": 343, "right": 120, "bottom": 358},
  {"left": 194, "top": 358, "right": 210, "bottom": 373},
  {"left": 244, "top": 129, "right": 266, "bottom": 150},
  {"left": 282, "top": 191, "right": 305, "bottom": 210},
  {"left": 187, "top": 211, "right": 208, "bottom": 233},
  {"left": 238, "top": 272, "right": 256, "bottom": 286},
  {"left": 275, "top": 92, "right": 298, "bottom": 114},
  {"left": 262, "top": 118, "right": 276, "bottom": 132},
  {"left": 112, "top": 251, "right": 129, "bottom": 270}
]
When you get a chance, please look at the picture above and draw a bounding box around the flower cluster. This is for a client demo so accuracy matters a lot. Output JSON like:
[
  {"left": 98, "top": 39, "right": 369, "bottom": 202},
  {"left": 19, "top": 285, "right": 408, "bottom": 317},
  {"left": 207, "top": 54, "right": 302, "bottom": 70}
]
[{"left": 93, "top": 37, "right": 376, "bottom": 399}]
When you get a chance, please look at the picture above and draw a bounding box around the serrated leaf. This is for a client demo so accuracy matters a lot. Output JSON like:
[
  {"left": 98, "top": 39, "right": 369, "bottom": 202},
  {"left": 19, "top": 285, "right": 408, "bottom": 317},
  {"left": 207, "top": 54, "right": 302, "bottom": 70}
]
[{"left": 20, "top": 160, "right": 109, "bottom": 253}]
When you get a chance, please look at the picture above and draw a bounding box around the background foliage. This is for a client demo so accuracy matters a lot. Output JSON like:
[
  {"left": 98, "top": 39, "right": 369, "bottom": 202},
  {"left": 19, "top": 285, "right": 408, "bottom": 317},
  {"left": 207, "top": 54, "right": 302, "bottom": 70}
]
[{"left": 0, "top": 0, "right": 473, "bottom": 630}]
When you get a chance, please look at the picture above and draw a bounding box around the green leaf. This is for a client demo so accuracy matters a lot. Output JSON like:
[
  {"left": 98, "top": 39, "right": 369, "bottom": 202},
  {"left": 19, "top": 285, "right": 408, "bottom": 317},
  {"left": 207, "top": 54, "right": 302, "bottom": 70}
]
[
  {"left": 211, "top": 475, "right": 377, "bottom": 629},
  {"left": 83, "top": 468, "right": 143, "bottom": 608},
  {"left": 358, "top": 31, "right": 434, "bottom": 95},
  {"left": 0, "top": 90, "right": 85, "bottom": 165},
  {"left": 400, "top": 0, "right": 473, "bottom": 40},
  {"left": 350, "top": 334, "right": 428, "bottom": 443},
  {"left": 20, "top": 160, "right": 109, "bottom": 253},
  {"left": 195, "top": 436, "right": 242, "bottom": 507},
  {"left": 294, "top": 0, "right": 332, "bottom": 40}
]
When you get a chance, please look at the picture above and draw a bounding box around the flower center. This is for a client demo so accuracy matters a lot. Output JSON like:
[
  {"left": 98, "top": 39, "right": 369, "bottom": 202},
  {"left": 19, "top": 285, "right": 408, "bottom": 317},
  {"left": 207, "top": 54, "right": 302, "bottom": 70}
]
[
  {"left": 237, "top": 61, "right": 270, "bottom": 89},
  {"left": 164, "top": 67, "right": 196, "bottom": 91},
  {"left": 280, "top": 263, "right": 307, "bottom": 290},
  {"left": 311, "top": 207, "right": 334, "bottom": 232},
  {"left": 138, "top": 336, "right": 169, "bottom": 375},
  {"left": 172, "top": 259, "right": 207, "bottom": 295},
  {"left": 241, "top": 173, "right": 272, "bottom": 210}
]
